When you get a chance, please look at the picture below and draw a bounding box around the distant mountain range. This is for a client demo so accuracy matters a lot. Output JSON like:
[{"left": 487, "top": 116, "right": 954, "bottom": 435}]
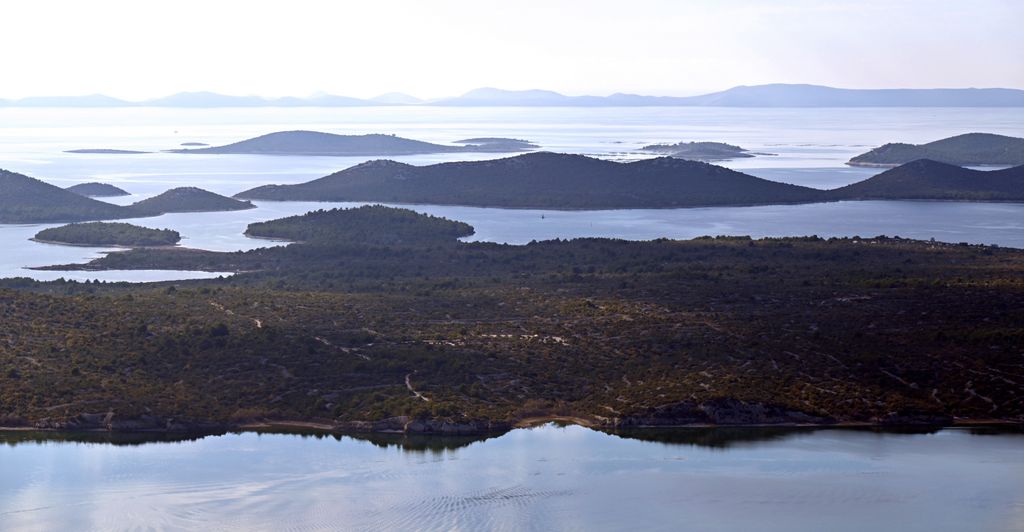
[{"left": 4, "top": 84, "right": 1023, "bottom": 108}]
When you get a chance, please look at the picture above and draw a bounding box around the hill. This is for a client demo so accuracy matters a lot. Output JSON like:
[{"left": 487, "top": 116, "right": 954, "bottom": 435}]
[
  {"left": 171, "top": 131, "right": 537, "bottom": 156},
  {"left": 848, "top": 133, "right": 1024, "bottom": 167},
  {"left": 0, "top": 169, "right": 133, "bottom": 223},
  {"left": 640, "top": 141, "right": 755, "bottom": 161},
  {"left": 235, "top": 152, "right": 824, "bottom": 209},
  {"left": 65, "top": 182, "right": 130, "bottom": 197},
  {"left": 829, "top": 159, "right": 1024, "bottom": 201},
  {"left": 16, "top": 207, "right": 1024, "bottom": 430},
  {"left": 129, "top": 187, "right": 255, "bottom": 216},
  {"left": 34, "top": 222, "right": 180, "bottom": 247}
]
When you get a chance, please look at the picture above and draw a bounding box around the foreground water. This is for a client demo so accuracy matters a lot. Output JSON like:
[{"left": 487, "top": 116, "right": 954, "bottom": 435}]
[
  {"left": 1, "top": 106, "right": 1022, "bottom": 281},
  {"left": 1, "top": 425, "right": 1021, "bottom": 531}
]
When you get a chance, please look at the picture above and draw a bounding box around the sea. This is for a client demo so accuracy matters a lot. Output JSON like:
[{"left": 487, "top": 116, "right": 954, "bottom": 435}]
[{"left": 1, "top": 105, "right": 1022, "bottom": 282}]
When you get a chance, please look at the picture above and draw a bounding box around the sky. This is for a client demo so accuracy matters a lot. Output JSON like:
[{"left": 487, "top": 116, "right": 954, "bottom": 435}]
[{"left": 1, "top": 0, "right": 1021, "bottom": 100}]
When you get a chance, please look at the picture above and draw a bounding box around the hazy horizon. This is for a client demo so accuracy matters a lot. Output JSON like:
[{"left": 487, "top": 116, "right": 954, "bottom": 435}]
[{"left": 1, "top": 0, "right": 1020, "bottom": 100}]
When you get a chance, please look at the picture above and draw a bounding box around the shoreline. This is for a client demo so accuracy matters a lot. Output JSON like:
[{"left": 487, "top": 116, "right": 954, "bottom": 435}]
[{"left": 2, "top": 415, "right": 1020, "bottom": 439}]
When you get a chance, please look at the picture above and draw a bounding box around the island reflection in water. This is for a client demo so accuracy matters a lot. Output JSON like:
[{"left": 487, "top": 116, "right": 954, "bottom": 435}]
[{"left": 1, "top": 424, "right": 1022, "bottom": 531}]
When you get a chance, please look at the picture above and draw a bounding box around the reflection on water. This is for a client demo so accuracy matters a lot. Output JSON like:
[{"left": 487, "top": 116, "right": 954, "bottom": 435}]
[{"left": 1, "top": 425, "right": 1022, "bottom": 531}]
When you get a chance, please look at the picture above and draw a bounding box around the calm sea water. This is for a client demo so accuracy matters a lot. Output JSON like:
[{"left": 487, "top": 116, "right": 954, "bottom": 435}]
[
  {"left": 1, "top": 425, "right": 1021, "bottom": 531},
  {"left": 1, "top": 106, "right": 1023, "bottom": 281}
]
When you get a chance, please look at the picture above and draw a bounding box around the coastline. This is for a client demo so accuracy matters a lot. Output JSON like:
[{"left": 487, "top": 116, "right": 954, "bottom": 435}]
[{"left": 2, "top": 414, "right": 1020, "bottom": 439}]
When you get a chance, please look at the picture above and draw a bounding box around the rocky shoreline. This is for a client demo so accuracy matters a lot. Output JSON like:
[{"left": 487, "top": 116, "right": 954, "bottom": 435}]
[{"left": 4, "top": 398, "right": 1019, "bottom": 438}]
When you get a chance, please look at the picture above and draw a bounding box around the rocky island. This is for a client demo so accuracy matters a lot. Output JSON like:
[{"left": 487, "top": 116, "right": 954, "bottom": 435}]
[
  {"left": 639, "top": 141, "right": 760, "bottom": 161},
  {"left": 171, "top": 130, "right": 538, "bottom": 156},
  {"left": 848, "top": 133, "right": 1024, "bottom": 167},
  {"left": 34, "top": 222, "right": 181, "bottom": 247},
  {"left": 65, "top": 182, "right": 131, "bottom": 198}
]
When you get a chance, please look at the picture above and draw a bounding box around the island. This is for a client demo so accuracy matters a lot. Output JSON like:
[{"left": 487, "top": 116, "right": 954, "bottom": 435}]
[
  {"left": 33, "top": 222, "right": 180, "bottom": 247},
  {"left": 246, "top": 205, "right": 474, "bottom": 245},
  {"left": 0, "top": 169, "right": 134, "bottom": 223},
  {"left": 639, "top": 141, "right": 758, "bottom": 161},
  {"left": 454, "top": 138, "right": 539, "bottom": 151},
  {"left": 64, "top": 149, "right": 150, "bottom": 154},
  {"left": 170, "top": 130, "right": 539, "bottom": 156},
  {"left": 235, "top": 152, "right": 825, "bottom": 208},
  {"left": 12, "top": 206, "right": 1024, "bottom": 434},
  {"left": 65, "top": 182, "right": 131, "bottom": 198},
  {"left": 848, "top": 133, "right": 1024, "bottom": 167},
  {"left": 128, "top": 187, "right": 255, "bottom": 216},
  {"left": 828, "top": 159, "right": 1024, "bottom": 201},
  {"left": 180, "top": 142, "right": 209, "bottom": 147}
]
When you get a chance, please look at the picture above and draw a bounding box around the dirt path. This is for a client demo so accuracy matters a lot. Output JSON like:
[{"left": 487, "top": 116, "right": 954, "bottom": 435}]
[{"left": 406, "top": 372, "right": 430, "bottom": 402}]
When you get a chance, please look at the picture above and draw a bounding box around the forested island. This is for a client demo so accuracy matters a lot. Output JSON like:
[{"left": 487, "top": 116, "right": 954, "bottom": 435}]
[
  {"left": 828, "top": 159, "right": 1024, "bottom": 201},
  {"left": 65, "top": 182, "right": 131, "bottom": 198},
  {"left": 9, "top": 206, "right": 1022, "bottom": 434},
  {"left": 848, "top": 133, "right": 1024, "bottom": 167},
  {"left": 237, "top": 152, "right": 824, "bottom": 208},
  {"left": 33, "top": 222, "right": 181, "bottom": 247},
  {"left": 237, "top": 152, "right": 1024, "bottom": 208},
  {"left": 171, "top": 131, "right": 539, "bottom": 156},
  {"left": 128, "top": 187, "right": 255, "bottom": 216}
]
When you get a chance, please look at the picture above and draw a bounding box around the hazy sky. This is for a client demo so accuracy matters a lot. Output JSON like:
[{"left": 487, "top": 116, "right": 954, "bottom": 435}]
[{"left": 2, "top": 0, "right": 1021, "bottom": 99}]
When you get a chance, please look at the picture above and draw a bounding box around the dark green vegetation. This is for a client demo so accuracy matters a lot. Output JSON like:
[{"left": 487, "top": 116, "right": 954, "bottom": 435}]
[
  {"left": 34, "top": 222, "right": 180, "bottom": 247},
  {"left": 246, "top": 205, "right": 473, "bottom": 245},
  {"left": 848, "top": 133, "right": 1024, "bottom": 167},
  {"left": 65, "top": 182, "right": 130, "bottom": 198},
  {"left": 830, "top": 160, "right": 1024, "bottom": 201},
  {"left": 640, "top": 141, "right": 755, "bottom": 161},
  {"left": 6, "top": 206, "right": 1023, "bottom": 433},
  {"left": 128, "top": 187, "right": 254, "bottom": 216},
  {"left": 0, "top": 169, "right": 132, "bottom": 223},
  {"left": 172, "top": 131, "right": 537, "bottom": 156},
  {"left": 237, "top": 152, "right": 824, "bottom": 208}
]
